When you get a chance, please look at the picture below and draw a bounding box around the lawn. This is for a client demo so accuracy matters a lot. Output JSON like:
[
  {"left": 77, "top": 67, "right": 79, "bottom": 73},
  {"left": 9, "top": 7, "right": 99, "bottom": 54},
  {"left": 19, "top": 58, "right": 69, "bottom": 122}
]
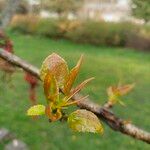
[{"left": 0, "top": 33, "right": 150, "bottom": 150}]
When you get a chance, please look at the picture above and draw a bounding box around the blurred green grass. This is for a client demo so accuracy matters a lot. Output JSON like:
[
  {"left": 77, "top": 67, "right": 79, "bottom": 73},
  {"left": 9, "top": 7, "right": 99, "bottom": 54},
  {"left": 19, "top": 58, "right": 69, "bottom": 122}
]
[{"left": 0, "top": 33, "right": 150, "bottom": 150}]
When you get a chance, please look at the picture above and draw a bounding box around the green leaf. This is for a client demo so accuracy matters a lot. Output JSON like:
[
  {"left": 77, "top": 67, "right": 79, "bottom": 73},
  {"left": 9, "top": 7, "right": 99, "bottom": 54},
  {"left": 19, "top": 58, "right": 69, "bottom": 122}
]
[
  {"left": 40, "top": 53, "right": 69, "bottom": 88},
  {"left": 27, "top": 105, "right": 46, "bottom": 116},
  {"left": 68, "top": 109, "right": 103, "bottom": 134}
]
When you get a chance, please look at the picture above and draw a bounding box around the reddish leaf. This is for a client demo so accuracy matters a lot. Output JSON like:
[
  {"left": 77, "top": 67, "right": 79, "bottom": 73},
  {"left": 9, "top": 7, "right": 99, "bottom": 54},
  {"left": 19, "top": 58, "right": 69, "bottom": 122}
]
[
  {"left": 44, "top": 71, "right": 59, "bottom": 102},
  {"left": 117, "top": 84, "right": 135, "bottom": 96},
  {"left": 107, "top": 84, "right": 134, "bottom": 97},
  {"left": 107, "top": 83, "right": 134, "bottom": 106},
  {"left": 60, "top": 95, "right": 89, "bottom": 107},
  {"left": 40, "top": 53, "right": 69, "bottom": 88},
  {"left": 71, "top": 77, "right": 94, "bottom": 96},
  {"left": 63, "top": 55, "right": 83, "bottom": 95}
]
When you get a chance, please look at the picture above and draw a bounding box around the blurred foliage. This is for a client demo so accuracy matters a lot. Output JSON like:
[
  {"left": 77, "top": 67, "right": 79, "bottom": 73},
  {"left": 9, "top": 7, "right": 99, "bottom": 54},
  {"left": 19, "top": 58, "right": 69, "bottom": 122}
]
[
  {"left": 132, "top": 0, "right": 150, "bottom": 23},
  {"left": 10, "top": 15, "right": 39, "bottom": 34},
  {"left": 65, "top": 21, "right": 139, "bottom": 46},
  {"left": 36, "top": 19, "right": 63, "bottom": 38},
  {"left": 41, "top": 0, "right": 83, "bottom": 17},
  {"left": 10, "top": 15, "right": 150, "bottom": 51}
]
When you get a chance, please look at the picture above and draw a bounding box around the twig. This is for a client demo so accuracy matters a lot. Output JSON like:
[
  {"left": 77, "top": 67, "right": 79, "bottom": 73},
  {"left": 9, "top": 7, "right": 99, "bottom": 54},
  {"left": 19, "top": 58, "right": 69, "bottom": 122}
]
[
  {"left": 0, "top": 49, "right": 40, "bottom": 79},
  {"left": 0, "top": 49, "right": 149, "bottom": 144},
  {"left": 104, "top": 102, "right": 113, "bottom": 109}
]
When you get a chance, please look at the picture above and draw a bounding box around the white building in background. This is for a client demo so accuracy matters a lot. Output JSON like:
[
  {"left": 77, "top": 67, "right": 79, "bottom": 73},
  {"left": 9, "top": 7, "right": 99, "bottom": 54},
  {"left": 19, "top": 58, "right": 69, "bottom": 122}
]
[
  {"left": 79, "top": 0, "right": 131, "bottom": 22},
  {"left": 26, "top": 0, "right": 132, "bottom": 22},
  {"left": 27, "top": 0, "right": 40, "bottom": 5}
]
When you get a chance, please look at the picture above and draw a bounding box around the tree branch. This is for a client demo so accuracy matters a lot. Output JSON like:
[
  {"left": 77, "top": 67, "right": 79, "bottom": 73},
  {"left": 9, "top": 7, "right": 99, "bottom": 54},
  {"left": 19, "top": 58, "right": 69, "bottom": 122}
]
[{"left": 0, "top": 49, "right": 150, "bottom": 144}]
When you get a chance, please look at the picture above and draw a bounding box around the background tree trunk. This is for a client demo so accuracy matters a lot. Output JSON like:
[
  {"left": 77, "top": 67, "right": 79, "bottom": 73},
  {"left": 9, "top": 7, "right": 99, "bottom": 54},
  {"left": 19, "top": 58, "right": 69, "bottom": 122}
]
[{"left": 0, "top": 0, "right": 20, "bottom": 30}]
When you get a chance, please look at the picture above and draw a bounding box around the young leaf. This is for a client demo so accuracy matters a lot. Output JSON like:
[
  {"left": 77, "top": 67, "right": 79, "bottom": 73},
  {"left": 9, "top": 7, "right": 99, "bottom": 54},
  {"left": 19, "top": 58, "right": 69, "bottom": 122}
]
[
  {"left": 40, "top": 53, "right": 69, "bottom": 87},
  {"left": 63, "top": 55, "right": 83, "bottom": 95},
  {"left": 59, "top": 95, "right": 89, "bottom": 107},
  {"left": 68, "top": 109, "right": 103, "bottom": 134},
  {"left": 45, "top": 105, "right": 62, "bottom": 122},
  {"left": 70, "top": 77, "right": 94, "bottom": 96},
  {"left": 107, "top": 86, "right": 118, "bottom": 105},
  {"left": 44, "top": 71, "right": 59, "bottom": 102},
  {"left": 107, "top": 84, "right": 134, "bottom": 97},
  {"left": 107, "top": 83, "right": 134, "bottom": 106},
  {"left": 117, "top": 84, "right": 135, "bottom": 96},
  {"left": 27, "top": 105, "right": 45, "bottom": 116}
]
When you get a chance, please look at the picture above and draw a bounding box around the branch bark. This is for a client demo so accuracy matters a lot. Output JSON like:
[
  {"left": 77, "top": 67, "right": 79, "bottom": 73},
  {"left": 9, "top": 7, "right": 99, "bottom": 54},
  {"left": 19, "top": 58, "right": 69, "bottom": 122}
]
[{"left": 0, "top": 48, "right": 150, "bottom": 144}]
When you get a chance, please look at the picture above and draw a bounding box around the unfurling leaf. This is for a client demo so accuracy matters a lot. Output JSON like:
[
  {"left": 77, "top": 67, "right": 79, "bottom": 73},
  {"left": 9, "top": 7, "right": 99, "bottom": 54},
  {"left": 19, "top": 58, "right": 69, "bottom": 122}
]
[
  {"left": 61, "top": 95, "right": 89, "bottom": 107},
  {"left": 27, "top": 105, "right": 45, "bottom": 116},
  {"left": 45, "top": 105, "right": 62, "bottom": 122},
  {"left": 117, "top": 84, "right": 135, "bottom": 96},
  {"left": 44, "top": 71, "right": 59, "bottom": 102},
  {"left": 107, "top": 86, "right": 119, "bottom": 105},
  {"left": 68, "top": 109, "right": 103, "bottom": 134},
  {"left": 70, "top": 77, "right": 94, "bottom": 96},
  {"left": 40, "top": 53, "right": 69, "bottom": 87},
  {"left": 63, "top": 55, "right": 83, "bottom": 95},
  {"left": 107, "top": 83, "right": 134, "bottom": 106}
]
